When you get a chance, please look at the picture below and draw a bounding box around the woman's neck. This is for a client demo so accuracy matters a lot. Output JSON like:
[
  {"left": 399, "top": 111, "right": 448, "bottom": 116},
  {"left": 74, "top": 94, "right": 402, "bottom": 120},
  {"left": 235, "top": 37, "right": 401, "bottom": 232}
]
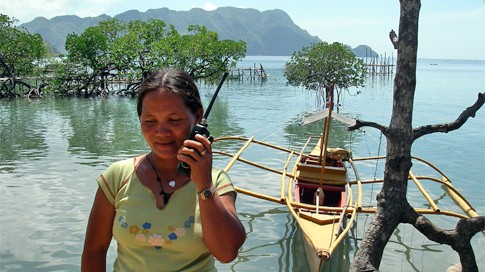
[{"left": 148, "top": 152, "right": 179, "bottom": 176}]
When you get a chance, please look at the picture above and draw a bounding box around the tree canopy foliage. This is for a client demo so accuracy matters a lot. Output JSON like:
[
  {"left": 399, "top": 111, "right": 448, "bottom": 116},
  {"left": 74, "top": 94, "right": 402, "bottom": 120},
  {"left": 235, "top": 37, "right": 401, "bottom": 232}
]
[
  {"left": 0, "top": 14, "right": 47, "bottom": 98},
  {"left": 48, "top": 18, "right": 246, "bottom": 97},
  {"left": 0, "top": 15, "right": 245, "bottom": 99},
  {"left": 284, "top": 42, "right": 366, "bottom": 104}
]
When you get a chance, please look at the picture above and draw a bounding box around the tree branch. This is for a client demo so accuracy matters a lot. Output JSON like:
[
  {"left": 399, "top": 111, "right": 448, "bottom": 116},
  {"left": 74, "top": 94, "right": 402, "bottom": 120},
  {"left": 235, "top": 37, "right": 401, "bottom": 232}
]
[
  {"left": 403, "top": 205, "right": 485, "bottom": 272},
  {"left": 348, "top": 119, "right": 389, "bottom": 136},
  {"left": 0, "top": 53, "right": 14, "bottom": 78},
  {"left": 413, "top": 92, "right": 485, "bottom": 140},
  {"left": 389, "top": 29, "right": 399, "bottom": 49}
]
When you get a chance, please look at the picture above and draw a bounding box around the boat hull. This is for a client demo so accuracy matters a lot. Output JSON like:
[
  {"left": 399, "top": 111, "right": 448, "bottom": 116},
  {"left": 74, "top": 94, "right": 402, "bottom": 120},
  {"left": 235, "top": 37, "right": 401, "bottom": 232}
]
[
  {"left": 290, "top": 141, "right": 352, "bottom": 271},
  {"left": 296, "top": 215, "right": 351, "bottom": 272}
]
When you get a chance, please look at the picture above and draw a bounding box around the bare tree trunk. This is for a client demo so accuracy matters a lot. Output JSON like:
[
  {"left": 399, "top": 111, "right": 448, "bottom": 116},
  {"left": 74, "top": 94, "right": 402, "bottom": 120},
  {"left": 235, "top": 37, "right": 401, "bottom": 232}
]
[
  {"left": 349, "top": 0, "right": 485, "bottom": 270},
  {"left": 350, "top": 2, "right": 420, "bottom": 270}
]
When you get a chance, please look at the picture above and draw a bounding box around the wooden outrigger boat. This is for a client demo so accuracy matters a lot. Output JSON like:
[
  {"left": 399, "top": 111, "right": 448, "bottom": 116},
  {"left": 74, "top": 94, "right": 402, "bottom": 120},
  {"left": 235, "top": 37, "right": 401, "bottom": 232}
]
[
  {"left": 285, "top": 103, "right": 359, "bottom": 271},
  {"left": 213, "top": 89, "right": 361, "bottom": 271},
  {"left": 211, "top": 93, "right": 481, "bottom": 271},
  {"left": 287, "top": 144, "right": 356, "bottom": 271}
]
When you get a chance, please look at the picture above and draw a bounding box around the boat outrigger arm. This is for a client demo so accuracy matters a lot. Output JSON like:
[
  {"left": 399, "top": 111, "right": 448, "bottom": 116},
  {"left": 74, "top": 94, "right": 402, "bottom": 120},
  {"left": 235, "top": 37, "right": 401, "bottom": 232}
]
[
  {"left": 212, "top": 112, "right": 480, "bottom": 221},
  {"left": 212, "top": 136, "right": 479, "bottom": 220}
]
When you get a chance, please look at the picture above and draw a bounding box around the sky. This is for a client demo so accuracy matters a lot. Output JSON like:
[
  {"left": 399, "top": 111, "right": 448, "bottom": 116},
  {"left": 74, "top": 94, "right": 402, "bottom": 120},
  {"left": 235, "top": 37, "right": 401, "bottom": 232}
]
[{"left": 1, "top": 0, "right": 484, "bottom": 60}]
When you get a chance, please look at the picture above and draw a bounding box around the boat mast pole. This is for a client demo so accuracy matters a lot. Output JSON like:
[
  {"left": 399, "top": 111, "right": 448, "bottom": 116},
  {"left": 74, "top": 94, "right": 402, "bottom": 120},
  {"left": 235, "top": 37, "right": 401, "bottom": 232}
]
[{"left": 318, "top": 81, "right": 334, "bottom": 184}]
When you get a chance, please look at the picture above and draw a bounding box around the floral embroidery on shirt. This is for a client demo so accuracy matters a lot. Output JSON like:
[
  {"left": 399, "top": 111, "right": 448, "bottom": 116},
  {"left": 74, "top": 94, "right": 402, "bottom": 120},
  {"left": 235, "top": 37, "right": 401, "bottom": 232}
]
[
  {"left": 168, "top": 232, "right": 177, "bottom": 240},
  {"left": 184, "top": 216, "right": 195, "bottom": 228},
  {"left": 129, "top": 225, "right": 139, "bottom": 234},
  {"left": 148, "top": 234, "right": 165, "bottom": 249},
  {"left": 142, "top": 222, "right": 151, "bottom": 229},
  {"left": 175, "top": 227, "right": 185, "bottom": 237},
  {"left": 120, "top": 216, "right": 193, "bottom": 250},
  {"left": 135, "top": 233, "right": 147, "bottom": 242},
  {"left": 118, "top": 216, "right": 128, "bottom": 228}
]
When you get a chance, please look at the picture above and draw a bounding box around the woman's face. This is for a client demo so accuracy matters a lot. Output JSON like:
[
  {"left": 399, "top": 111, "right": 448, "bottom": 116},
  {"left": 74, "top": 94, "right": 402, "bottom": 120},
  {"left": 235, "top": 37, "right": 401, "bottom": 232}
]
[{"left": 140, "top": 88, "right": 201, "bottom": 160}]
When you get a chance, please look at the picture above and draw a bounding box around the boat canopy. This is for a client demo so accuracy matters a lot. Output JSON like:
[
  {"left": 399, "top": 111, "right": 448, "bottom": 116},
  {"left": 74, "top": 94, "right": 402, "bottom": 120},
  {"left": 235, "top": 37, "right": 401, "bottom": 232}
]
[{"left": 301, "top": 108, "right": 356, "bottom": 126}]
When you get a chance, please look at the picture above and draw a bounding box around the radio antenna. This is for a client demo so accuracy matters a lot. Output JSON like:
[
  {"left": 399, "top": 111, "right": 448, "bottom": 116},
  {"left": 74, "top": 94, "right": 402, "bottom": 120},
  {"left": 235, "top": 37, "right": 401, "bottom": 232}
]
[{"left": 200, "top": 72, "right": 229, "bottom": 125}]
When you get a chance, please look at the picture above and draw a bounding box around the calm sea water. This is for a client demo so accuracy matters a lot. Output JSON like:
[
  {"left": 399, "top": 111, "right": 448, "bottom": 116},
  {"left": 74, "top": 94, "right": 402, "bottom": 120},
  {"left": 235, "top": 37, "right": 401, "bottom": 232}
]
[{"left": 0, "top": 57, "right": 484, "bottom": 271}]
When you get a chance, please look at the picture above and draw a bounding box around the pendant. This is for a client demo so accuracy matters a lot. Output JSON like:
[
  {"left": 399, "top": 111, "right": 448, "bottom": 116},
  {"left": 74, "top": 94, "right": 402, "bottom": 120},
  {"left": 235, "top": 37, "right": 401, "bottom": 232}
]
[
  {"left": 168, "top": 180, "right": 176, "bottom": 187},
  {"left": 160, "top": 191, "right": 171, "bottom": 205}
]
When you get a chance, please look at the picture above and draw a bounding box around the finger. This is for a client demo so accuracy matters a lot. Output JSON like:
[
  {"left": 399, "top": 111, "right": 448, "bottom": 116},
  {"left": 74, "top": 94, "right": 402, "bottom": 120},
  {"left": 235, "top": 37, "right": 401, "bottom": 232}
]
[
  {"left": 194, "top": 134, "right": 212, "bottom": 150},
  {"left": 179, "top": 146, "right": 208, "bottom": 160}
]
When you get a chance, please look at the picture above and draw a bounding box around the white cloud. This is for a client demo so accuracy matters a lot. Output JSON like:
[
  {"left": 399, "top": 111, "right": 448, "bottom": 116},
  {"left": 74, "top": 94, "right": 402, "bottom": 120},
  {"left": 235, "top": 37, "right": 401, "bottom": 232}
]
[
  {"left": 1, "top": 0, "right": 69, "bottom": 23},
  {"left": 74, "top": 0, "right": 121, "bottom": 18},
  {"left": 202, "top": 2, "right": 217, "bottom": 11},
  {"left": 0, "top": 0, "right": 121, "bottom": 23}
]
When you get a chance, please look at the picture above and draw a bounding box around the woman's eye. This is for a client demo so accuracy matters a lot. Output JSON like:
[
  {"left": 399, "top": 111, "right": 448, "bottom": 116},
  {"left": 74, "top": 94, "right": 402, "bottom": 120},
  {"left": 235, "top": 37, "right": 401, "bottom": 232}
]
[{"left": 144, "top": 119, "right": 156, "bottom": 124}]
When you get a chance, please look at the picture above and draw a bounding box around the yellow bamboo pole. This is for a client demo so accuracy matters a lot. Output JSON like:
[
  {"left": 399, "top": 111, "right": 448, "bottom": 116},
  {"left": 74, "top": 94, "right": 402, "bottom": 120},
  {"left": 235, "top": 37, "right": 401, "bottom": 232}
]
[
  {"left": 287, "top": 154, "right": 300, "bottom": 202},
  {"left": 409, "top": 171, "right": 441, "bottom": 213},
  {"left": 223, "top": 136, "right": 254, "bottom": 172},
  {"left": 350, "top": 155, "right": 478, "bottom": 216},
  {"left": 215, "top": 135, "right": 299, "bottom": 155},
  {"left": 348, "top": 159, "right": 363, "bottom": 211},
  {"left": 235, "top": 186, "right": 285, "bottom": 204},
  {"left": 280, "top": 150, "right": 295, "bottom": 201},
  {"left": 441, "top": 176, "right": 479, "bottom": 218},
  {"left": 216, "top": 150, "right": 291, "bottom": 177},
  {"left": 233, "top": 184, "right": 470, "bottom": 219}
]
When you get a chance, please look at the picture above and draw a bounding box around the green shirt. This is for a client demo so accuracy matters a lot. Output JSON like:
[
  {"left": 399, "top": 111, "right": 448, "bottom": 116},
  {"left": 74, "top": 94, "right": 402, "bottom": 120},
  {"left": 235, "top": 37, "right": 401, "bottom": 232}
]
[{"left": 97, "top": 157, "right": 236, "bottom": 271}]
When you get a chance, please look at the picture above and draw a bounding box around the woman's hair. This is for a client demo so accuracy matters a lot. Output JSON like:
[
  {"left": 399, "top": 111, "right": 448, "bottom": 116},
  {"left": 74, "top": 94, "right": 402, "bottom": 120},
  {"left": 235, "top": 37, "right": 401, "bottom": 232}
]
[{"left": 137, "top": 68, "right": 203, "bottom": 118}]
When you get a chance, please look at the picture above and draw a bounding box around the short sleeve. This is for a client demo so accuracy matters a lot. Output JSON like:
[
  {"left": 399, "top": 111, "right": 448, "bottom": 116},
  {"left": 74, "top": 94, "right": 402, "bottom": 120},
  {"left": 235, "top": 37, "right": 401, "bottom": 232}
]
[
  {"left": 212, "top": 168, "right": 236, "bottom": 197},
  {"left": 96, "top": 158, "right": 135, "bottom": 205}
]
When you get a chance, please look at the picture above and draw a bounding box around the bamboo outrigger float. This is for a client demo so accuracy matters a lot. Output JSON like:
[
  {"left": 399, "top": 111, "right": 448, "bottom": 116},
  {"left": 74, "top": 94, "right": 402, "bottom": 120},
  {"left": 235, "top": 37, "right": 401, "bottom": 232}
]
[{"left": 211, "top": 90, "right": 481, "bottom": 271}]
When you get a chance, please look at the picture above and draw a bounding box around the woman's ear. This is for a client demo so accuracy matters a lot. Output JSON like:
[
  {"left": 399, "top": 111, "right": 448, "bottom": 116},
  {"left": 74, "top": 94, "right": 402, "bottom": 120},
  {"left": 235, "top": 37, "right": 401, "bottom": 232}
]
[{"left": 196, "top": 108, "right": 204, "bottom": 123}]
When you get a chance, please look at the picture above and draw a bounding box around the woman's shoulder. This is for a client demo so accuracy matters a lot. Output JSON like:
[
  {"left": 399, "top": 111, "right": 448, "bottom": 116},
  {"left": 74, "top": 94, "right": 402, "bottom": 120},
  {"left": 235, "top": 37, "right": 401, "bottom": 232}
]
[
  {"left": 109, "top": 155, "right": 144, "bottom": 169},
  {"left": 97, "top": 155, "right": 145, "bottom": 198},
  {"left": 211, "top": 167, "right": 229, "bottom": 180},
  {"left": 103, "top": 155, "right": 144, "bottom": 179}
]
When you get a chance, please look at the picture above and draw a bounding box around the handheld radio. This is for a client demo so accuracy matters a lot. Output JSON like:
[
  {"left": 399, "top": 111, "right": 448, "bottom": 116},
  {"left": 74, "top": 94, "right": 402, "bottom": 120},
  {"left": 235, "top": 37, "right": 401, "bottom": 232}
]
[{"left": 178, "top": 72, "right": 229, "bottom": 176}]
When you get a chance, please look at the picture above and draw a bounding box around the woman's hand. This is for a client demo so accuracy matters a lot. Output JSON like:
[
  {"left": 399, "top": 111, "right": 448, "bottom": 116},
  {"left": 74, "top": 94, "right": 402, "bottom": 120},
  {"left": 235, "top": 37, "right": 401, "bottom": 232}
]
[
  {"left": 178, "top": 133, "right": 246, "bottom": 262},
  {"left": 177, "top": 133, "right": 213, "bottom": 191}
]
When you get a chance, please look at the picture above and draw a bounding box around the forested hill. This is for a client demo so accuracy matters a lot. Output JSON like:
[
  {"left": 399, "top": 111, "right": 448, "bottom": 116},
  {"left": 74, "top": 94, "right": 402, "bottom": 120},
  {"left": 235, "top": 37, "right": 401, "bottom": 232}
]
[{"left": 21, "top": 7, "right": 378, "bottom": 57}]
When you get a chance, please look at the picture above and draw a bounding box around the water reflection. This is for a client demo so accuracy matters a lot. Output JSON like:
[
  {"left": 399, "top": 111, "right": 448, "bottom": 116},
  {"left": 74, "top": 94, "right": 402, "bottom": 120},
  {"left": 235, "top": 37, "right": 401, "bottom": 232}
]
[
  {"left": 217, "top": 206, "right": 311, "bottom": 272},
  {"left": 0, "top": 96, "right": 246, "bottom": 168},
  {"left": 0, "top": 100, "right": 49, "bottom": 173},
  {"left": 206, "top": 96, "right": 245, "bottom": 143},
  {"left": 53, "top": 98, "right": 147, "bottom": 160}
]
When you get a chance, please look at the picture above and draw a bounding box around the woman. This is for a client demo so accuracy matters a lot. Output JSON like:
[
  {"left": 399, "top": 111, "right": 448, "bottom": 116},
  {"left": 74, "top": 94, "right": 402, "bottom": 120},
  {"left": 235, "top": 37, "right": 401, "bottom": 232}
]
[{"left": 81, "top": 68, "right": 246, "bottom": 271}]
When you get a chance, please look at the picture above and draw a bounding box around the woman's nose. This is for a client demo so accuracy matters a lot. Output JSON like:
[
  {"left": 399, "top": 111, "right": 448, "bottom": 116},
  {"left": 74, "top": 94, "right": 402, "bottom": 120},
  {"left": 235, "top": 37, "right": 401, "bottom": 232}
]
[{"left": 155, "top": 123, "right": 170, "bottom": 134}]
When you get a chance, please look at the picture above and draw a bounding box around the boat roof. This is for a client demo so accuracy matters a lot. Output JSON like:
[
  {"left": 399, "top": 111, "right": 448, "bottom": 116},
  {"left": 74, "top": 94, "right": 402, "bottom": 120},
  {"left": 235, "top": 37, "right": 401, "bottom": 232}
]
[{"left": 301, "top": 108, "right": 356, "bottom": 126}]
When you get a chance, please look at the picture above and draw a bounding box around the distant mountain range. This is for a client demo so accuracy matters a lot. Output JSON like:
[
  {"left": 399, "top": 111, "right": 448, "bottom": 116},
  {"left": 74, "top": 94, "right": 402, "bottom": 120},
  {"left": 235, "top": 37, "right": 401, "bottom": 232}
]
[{"left": 21, "top": 7, "right": 379, "bottom": 57}]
